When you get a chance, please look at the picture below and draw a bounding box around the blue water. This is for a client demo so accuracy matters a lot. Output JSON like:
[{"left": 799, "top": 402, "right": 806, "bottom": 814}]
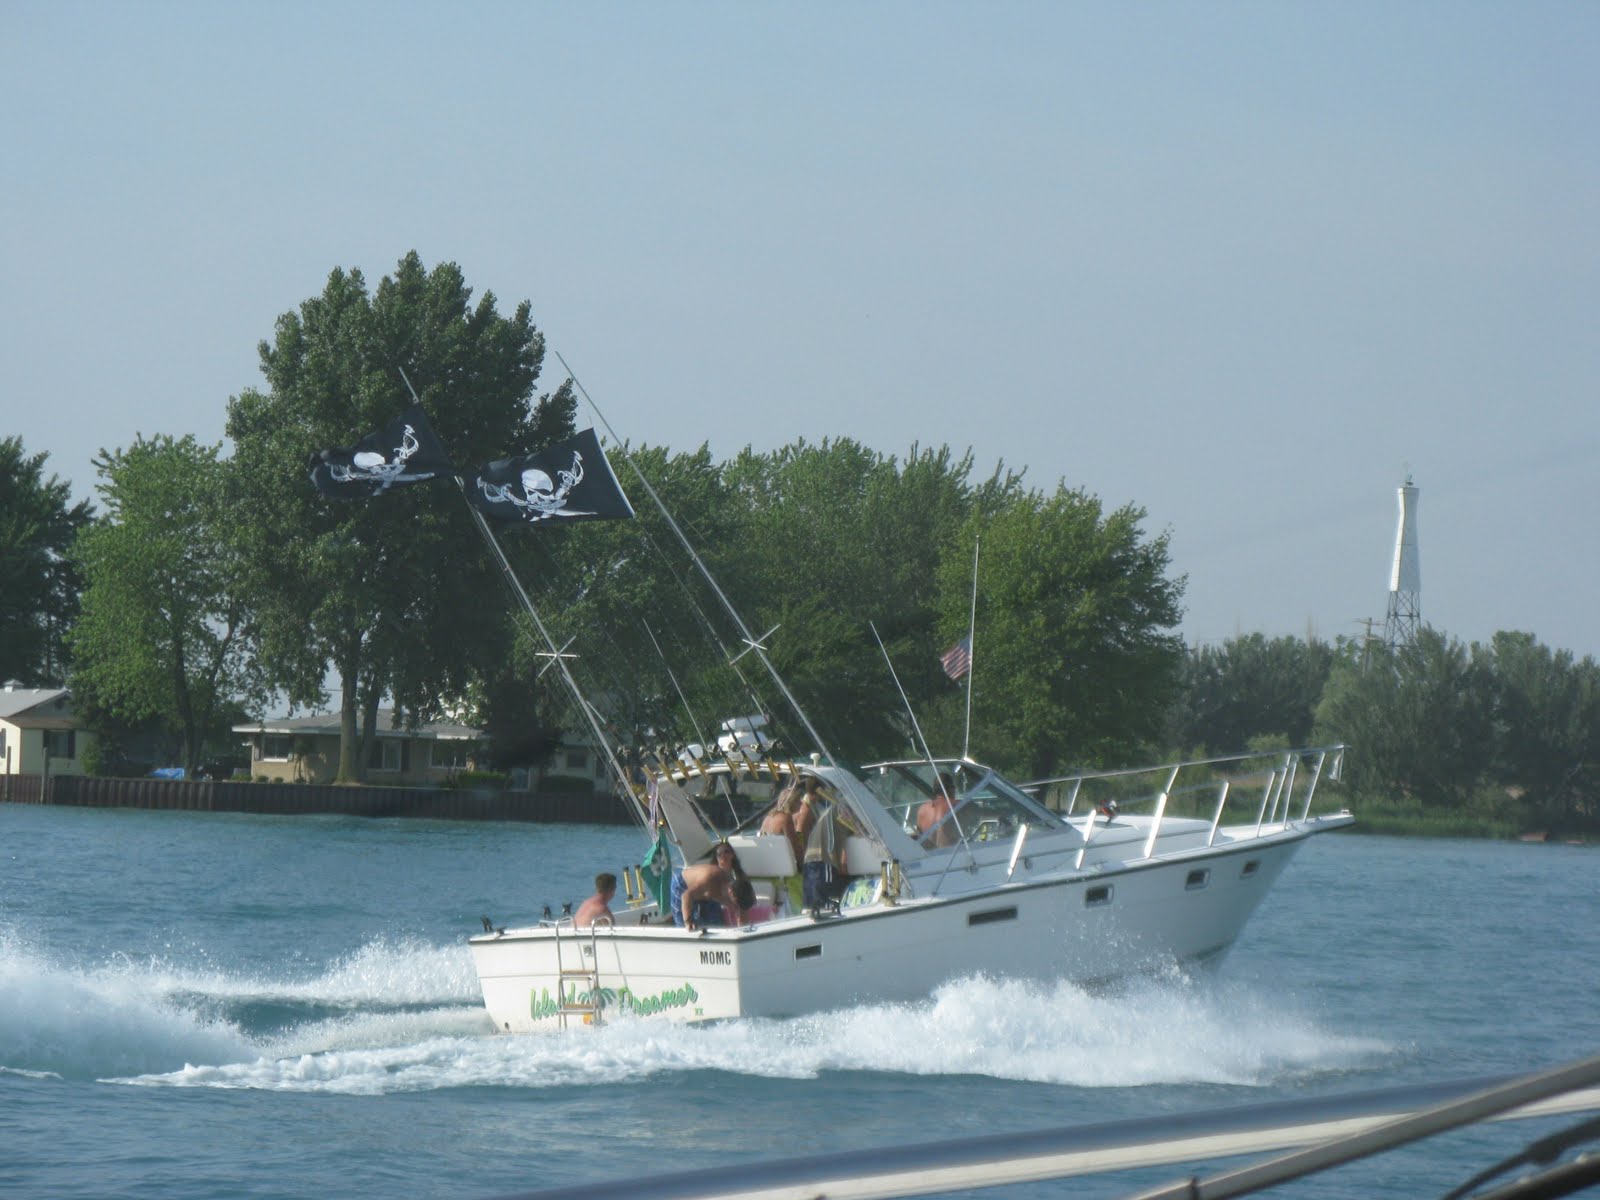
[{"left": 2, "top": 803, "right": 1595, "bottom": 1199}]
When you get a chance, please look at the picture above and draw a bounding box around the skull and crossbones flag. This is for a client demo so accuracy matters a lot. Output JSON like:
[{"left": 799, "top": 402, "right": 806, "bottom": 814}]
[
  {"left": 308, "top": 406, "right": 456, "bottom": 497},
  {"left": 468, "top": 428, "right": 635, "bottom": 525}
]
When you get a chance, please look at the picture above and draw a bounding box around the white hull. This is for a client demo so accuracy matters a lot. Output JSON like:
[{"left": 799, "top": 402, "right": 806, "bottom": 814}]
[{"left": 471, "top": 815, "right": 1347, "bottom": 1031}]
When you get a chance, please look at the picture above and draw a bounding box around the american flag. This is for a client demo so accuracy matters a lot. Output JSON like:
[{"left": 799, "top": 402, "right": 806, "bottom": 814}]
[{"left": 940, "top": 637, "right": 972, "bottom": 681}]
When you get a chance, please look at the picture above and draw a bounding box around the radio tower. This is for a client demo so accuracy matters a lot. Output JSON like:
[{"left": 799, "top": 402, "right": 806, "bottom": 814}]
[{"left": 1383, "top": 475, "right": 1421, "bottom": 650}]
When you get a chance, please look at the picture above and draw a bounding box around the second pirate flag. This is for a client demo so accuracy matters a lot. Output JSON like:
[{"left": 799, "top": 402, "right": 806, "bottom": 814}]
[{"left": 468, "top": 427, "right": 636, "bottom": 525}]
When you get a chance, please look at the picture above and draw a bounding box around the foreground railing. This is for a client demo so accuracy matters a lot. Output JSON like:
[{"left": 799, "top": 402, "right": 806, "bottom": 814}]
[
  {"left": 1023, "top": 744, "right": 1348, "bottom": 858},
  {"left": 495, "top": 1050, "right": 1600, "bottom": 1200}
]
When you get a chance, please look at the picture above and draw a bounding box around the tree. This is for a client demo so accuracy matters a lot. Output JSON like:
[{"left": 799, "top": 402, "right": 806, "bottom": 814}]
[
  {"left": 226, "top": 253, "right": 574, "bottom": 781},
  {"left": 719, "top": 439, "right": 1019, "bottom": 762},
  {"left": 1483, "top": 632, "right": 1600, "bottom": 823},
  {"left": 0, "top": 437, "right": 92, "bottom": 684},
  {"left": 1166, "top": 633, "right": 1336, "bottom": 754},
  {"left": 1313, "top": 626, "right": 1495, "bottom": 808},
  {"left": 938, "top": 486, "right": 1186, "bottom": 779},
  {"left": 68, "top": 435, "right": 265, "bottom": 774}
]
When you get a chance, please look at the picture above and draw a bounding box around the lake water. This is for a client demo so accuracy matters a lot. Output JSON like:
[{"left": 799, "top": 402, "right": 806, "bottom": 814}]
[{"left": 2, "top": 803, "right": 1595, "bottom": 1199}]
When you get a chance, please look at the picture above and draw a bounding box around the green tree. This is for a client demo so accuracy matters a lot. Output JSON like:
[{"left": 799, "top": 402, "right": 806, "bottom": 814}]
[
  {"left": 1167, "top": 633, "right": 1336, "bottom": 754},
  {"left": 0, "top": 437, "right": 92, "bottom": 684},
  {"left": 226, "top": 252, "right": 574, "bottom": 781},
  {"left": 941, "top": 486, "right": 1186, "bottom": 778},
  {"left": 720, "top": 439, "right": 1018, "bottom": 761},
  {"left": 1483, "top": 631, "right": 1600, "bottom": 823},
  {"left": 68, "top": 435, "right": 265, "bottom": 774},
  {"left": 1314, "top": 626, "right": 1495, "bottom": 808}
]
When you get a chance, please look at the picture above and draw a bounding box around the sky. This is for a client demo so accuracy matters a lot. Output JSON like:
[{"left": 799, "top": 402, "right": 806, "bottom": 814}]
[{"left": 5, "top": 1, "right": 1597, "bottom": 661}]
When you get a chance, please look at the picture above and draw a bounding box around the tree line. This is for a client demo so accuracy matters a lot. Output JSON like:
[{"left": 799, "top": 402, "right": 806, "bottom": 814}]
[{"left": 4, "top": 254, "right": 1595, "bottom": 836}]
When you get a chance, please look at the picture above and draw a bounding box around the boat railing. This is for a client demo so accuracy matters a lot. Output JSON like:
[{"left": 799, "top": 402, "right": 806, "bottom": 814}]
[{"left": 1026, "top": 744, "right": 1347, "bottom": 855}]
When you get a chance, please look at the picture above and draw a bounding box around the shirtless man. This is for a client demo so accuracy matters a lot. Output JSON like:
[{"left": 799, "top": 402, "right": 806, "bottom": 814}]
[
  {"left": 675, "top": 862, "right": 747, "bottom": 931},
  {"left": 792, "top": 775, "right": 822, "bottom": 844},
  {"left": 916, "top": 773, "right": 960, "bottom": 848},
  {"left": 574, "top": 872, "right": 617, "bottom": 928}
]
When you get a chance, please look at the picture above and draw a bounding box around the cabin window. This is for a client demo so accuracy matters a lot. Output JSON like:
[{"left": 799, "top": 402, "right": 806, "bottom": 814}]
[
  {"left": 1186, "top": 869, "right": 1210, "bottom": 890},
  {"left": 1085, "top": 885, "right": 1113, "bottom": 907},
  {"left": 794, "top": 944, "right": 822, "bottom": 961},
  {"left": 262, "top": 735, "right": 293, "bottom": 761},
  {"left": 1240, "top": 859, "right": 1260, "bottom": 879},
  {"left": 968, "top": 906, "right": 1018, "bottom": 927}
]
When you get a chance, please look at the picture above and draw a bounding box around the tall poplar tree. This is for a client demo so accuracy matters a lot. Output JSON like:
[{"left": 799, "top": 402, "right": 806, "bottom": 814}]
[{"left": 226, "top": 253, "right": 574, "bottom": 781}]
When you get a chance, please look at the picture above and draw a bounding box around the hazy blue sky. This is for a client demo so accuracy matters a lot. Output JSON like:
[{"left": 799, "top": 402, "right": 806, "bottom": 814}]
[{"left": 6, "top": 2, "right": 1597, "bottom": 659}]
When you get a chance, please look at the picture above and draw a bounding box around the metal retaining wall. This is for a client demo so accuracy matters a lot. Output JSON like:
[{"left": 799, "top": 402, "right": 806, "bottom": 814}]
[{"left": 0, "top": 774, "right": 634, "bottom": 824}]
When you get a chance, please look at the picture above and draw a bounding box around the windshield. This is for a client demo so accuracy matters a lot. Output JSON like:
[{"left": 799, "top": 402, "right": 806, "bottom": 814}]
[{"left": 859, "top": 761, "right": 1063, "bottom": 847}]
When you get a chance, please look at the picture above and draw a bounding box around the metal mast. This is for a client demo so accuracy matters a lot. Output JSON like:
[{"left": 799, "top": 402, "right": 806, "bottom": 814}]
[{"left": 1383, "top": 476, "right": 1421, "bottom": 650}]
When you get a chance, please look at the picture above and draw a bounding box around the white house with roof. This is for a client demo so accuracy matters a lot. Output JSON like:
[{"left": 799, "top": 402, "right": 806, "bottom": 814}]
[
  {"left": 231, "top": 709, "right": 615, "bottom": 790},
  {"left": 0, "top": 683, "right": 94, "bottom": 776},
  {"left": 232, "top": 709, "right": 491, "bottom": 784}
]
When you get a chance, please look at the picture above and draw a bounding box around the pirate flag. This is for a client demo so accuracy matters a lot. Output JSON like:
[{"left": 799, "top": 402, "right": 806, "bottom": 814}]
[
  {"left": 468, "top": 428, "right": 635, "bottom": 525},
  {"left": 308, "top": 406, "right": 455, "bottom": 497}
]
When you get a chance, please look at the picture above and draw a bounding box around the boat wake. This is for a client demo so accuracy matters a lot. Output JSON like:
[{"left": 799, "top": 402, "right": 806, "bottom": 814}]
[{"left": 0, "top": 926, "right": 1390, "bottom": 1093}]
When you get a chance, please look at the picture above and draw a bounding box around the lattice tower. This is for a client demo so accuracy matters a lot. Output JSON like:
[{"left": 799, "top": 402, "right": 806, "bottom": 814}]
[{"left": 1383, "top": 477, "right": 1421, "bottom": 650}]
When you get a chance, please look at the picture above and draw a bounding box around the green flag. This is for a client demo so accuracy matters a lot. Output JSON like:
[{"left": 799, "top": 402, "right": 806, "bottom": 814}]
[{"left": 639, "top": 829, "right": 671, "bottom": 914}]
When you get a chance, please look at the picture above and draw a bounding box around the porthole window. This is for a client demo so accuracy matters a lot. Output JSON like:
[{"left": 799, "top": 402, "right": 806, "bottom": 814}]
[
  {"left": 1186, "top": 869, "right": 1210, "bottom": 890},
  {"left": 1085, "top": 885, "right": 1113, "bottom": 907},
  {"left": 1241, "top": 860, "right": 1260, "bottom": 879}
]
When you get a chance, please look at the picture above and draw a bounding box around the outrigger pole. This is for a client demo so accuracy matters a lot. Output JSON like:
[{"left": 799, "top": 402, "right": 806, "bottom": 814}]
[
  {"left": 395, "top": 368, "right": 648, "bottom": 830},
  {"left": 555, "top": 350, "right": 839, "bottom": 769}
]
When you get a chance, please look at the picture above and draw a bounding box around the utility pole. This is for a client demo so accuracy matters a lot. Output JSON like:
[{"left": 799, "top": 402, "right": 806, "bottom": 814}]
[{"left": 1356, "top": 617, "right": 1381, "bottom": 673}]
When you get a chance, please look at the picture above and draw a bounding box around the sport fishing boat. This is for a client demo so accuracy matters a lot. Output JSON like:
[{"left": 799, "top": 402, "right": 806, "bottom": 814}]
[
  {"left": 458, "top": 363, "right": 1355, "bottom": 1032},
  {"left": 469, "top": 743, "right": 1352, "bottom": 1032}
]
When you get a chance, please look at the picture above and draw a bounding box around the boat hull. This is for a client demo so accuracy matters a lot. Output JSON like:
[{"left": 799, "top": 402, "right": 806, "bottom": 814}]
[{"left": 470, "top": 825, "right": 1330, "bottom": 1031}]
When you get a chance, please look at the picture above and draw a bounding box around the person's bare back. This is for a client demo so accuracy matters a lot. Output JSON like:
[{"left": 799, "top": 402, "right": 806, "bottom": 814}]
[
  {"left": 917, "top": 774, "right": 959, "bottom": 848},
  {"left": 759, "top": 797, "right": 801, "bottom": 862},
  {"left": 574, "top": 872, "right": 617, "bottom": 927},
  {"left": 678, "top": 863, "right": 744, "bottom": 930}
]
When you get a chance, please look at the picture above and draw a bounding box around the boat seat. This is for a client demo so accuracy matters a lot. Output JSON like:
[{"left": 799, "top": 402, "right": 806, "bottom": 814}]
[{"left": 726, "top": 832, "right": 796, "bottom": 877}]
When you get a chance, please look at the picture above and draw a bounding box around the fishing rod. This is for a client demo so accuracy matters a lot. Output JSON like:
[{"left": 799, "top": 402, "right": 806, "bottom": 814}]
[{"left": 643, "top": 621, "right": 711, "bottom": 759}]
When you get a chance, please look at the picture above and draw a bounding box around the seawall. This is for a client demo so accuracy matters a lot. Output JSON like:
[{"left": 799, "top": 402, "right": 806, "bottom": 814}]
[{"left": 0, "top": 773, "right": 635, "bottom": 824}]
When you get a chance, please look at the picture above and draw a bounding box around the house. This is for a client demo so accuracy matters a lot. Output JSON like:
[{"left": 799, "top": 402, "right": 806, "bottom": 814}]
[
  {"left": 232, "top": 710, "right": 489, "bottom": 784},
  {"left": 0, "top": 683, "right": 95, "bottom": 777}
]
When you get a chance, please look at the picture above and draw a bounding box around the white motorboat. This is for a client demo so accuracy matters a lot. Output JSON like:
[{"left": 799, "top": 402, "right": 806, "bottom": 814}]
[{"left": 469, "top": 744, "right": 1352, "bottom": 1032}]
